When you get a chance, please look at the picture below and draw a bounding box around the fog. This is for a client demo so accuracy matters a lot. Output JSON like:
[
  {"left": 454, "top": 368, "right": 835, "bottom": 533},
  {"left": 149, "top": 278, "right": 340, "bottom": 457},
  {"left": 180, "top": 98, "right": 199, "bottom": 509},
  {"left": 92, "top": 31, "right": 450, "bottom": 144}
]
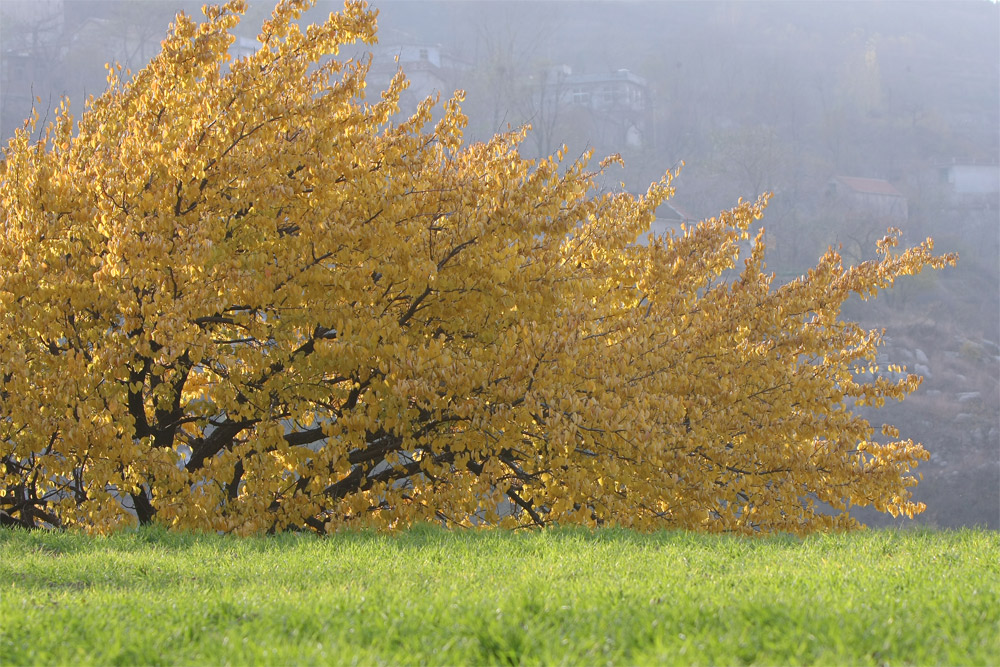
[{"left": 2, "top": 0, "right": 997, "bottom": 528}]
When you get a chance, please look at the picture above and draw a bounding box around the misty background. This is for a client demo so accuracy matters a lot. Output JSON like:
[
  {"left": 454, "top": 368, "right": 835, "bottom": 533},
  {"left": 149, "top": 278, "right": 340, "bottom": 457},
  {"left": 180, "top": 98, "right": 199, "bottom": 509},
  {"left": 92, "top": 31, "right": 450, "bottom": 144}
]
[{"left": 1, "top": 0, "right": 997, "bottom": 528}]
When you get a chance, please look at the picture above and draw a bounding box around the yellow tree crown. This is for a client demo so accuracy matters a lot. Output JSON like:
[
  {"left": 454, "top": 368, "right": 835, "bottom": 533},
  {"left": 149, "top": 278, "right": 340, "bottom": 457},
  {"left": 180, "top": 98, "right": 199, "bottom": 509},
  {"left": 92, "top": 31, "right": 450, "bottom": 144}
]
[{"left": 0, "top": 0, "right": 955, "bottom": 534}]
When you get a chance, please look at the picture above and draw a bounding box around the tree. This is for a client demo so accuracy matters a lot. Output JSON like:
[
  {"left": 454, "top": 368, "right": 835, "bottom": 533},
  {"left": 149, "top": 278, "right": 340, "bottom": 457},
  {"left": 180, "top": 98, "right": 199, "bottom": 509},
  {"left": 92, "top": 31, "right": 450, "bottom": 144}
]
[
  {"left": 460, "top": 8, "right": 567, "bottom": 159},
  {"left": 0, "top": 0, "right": 956, "bottom": 535}
]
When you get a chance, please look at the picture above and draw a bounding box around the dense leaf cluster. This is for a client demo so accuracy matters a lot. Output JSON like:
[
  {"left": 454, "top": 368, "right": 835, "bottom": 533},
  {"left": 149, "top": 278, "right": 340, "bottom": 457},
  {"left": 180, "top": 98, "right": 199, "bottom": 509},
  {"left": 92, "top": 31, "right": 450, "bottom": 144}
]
[{"left": 0, "top": 0, "right": 955, "bottom": 534}]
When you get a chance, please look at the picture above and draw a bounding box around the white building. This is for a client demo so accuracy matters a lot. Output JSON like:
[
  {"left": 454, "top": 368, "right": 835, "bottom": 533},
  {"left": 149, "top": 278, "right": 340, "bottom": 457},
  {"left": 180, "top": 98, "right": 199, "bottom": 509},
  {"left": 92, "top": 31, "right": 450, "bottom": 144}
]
[{"left": 938, "top": 164, "right": 1000, "bottom": 196}]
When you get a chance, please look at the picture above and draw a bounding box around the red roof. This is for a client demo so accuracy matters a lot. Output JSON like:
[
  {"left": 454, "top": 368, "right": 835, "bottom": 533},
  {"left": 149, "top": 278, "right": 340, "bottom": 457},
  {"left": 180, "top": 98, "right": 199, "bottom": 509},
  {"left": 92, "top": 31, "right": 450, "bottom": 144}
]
[{"left": 832, "top": 176, "right": 904, "bottom": 197}]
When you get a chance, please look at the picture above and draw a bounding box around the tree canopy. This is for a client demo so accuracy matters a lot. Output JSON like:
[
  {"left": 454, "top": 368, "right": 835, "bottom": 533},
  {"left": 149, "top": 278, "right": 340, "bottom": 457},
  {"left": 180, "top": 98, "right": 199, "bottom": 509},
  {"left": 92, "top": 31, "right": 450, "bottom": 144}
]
[{"left": 0, "top": 0, "right": 956, "bottom": 535}]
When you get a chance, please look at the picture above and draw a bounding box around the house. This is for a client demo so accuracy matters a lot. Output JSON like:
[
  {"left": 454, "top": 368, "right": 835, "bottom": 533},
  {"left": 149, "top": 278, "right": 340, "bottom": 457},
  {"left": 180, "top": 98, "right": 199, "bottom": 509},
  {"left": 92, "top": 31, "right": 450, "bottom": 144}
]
[
  {"left": 639, "top": 200, "right": 698, "bottom": 245},
  {"left": 932, "top": 163, "right": 999, "bottom": 264},
  {"left": 938, "top": 163, "right": 1000, "bottom": 199},
  {"left": 368, "top": 38, "right": 470, "bottom": 117},
  {"left": 826, "top": 176, "right": 908, "bottom": 222},
  {"left": 544, "top": 67, "right": 650, "bottom": 150},
  {"left": 559, "top": 68, "right": 648, "bottom": 114}
]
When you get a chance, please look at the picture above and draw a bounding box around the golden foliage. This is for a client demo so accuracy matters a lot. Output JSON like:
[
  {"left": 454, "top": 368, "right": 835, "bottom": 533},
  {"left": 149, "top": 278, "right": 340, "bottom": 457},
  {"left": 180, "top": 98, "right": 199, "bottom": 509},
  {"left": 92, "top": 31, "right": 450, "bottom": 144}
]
[{"left": 0, "top": 1, "right": 956, "bottom": 534}]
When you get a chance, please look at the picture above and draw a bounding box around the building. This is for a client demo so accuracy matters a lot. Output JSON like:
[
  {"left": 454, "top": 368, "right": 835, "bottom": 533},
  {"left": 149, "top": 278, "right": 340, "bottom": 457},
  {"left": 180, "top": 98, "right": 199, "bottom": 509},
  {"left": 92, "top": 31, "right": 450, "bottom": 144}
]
[
  {"left": 546, "top": 67, "right": 649, "bottom": 150},
  {"left": 368, "top": 39, "right": 470, "bottom": 118},
  {"left": 560, "top": 68, "right": 648, "bottom": 115},
  {"left": 933, "top": 163, "right": 999, "bottom": 265},
  {"left": 826, "top": 175, "right": 908, "bottom": 222},
  {"left": 938, "top": 163, "right": 1000, "bottom": 201},
  {"left": 639, "top": 201, "right": 698, "bottom": 245}
]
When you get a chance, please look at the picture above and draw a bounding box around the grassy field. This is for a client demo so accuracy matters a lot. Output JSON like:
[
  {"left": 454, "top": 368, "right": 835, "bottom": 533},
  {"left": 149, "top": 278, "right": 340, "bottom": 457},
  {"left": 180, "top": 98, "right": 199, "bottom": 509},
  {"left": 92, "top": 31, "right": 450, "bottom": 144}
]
[{"left": 1, "top": 525, "right": 997, "bottom": 666}]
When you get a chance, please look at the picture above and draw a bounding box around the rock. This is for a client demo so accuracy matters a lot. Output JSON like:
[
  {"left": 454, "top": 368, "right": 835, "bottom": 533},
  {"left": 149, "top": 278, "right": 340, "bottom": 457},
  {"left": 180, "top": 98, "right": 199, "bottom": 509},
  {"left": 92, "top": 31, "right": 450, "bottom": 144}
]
[
  {"left": 957, "top": 392, "right": 981, "bottom": 403},
  {"left": 915, "top": 348, "right": 929, "bottom": 365},
  {"left": 914, "top": 363, "right": 932, "bottom": 378}
]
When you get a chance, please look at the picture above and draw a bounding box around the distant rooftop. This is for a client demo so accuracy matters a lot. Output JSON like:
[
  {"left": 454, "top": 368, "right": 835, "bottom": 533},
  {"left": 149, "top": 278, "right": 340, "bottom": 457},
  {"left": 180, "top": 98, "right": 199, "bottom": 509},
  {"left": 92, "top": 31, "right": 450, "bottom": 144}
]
[
  {"left": 830, "top": 176, "right": 904, "bottom": 197},
  {"left": 563, "top": 69, "right": 647, "bottom": 88}
]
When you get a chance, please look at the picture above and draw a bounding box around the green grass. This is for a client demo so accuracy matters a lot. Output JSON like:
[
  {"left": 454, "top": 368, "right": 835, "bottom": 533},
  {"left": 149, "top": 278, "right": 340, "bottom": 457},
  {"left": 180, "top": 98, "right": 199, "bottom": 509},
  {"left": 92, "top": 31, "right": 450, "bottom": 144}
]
[{"left": 2, "top": 525, "right": 997, "bottom": 666}]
